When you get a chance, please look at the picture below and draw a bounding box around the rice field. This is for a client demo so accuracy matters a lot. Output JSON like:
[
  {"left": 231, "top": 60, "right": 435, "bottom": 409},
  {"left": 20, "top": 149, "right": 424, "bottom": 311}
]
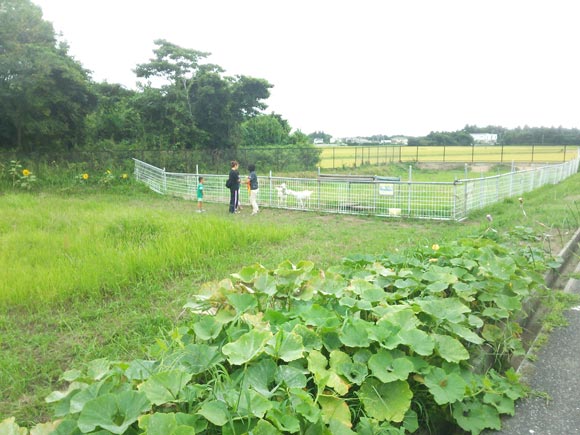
[{"left": 318, "top": 144, "right": 579, "bottom": 169}]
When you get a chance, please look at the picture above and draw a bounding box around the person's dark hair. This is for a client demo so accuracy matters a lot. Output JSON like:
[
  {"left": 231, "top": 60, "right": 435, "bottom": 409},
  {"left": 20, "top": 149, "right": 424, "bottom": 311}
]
[
  {"left": 198, "top": 176, "right": 203, "bottom": 182},
  {"left": 248, "top": 164, "right": 256, "bottom": 172},
  {"left": 231, "top": 160, "right": 238, "bottom": 168}
]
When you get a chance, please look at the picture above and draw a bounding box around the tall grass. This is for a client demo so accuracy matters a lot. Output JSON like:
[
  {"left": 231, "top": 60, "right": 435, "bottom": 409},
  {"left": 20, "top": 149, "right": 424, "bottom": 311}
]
[
  {"left": 1, "top": 171, "right": 579, "bottom": 425},
  {"left": 0, "top": 192, "right": 294, "bottom": 307}
]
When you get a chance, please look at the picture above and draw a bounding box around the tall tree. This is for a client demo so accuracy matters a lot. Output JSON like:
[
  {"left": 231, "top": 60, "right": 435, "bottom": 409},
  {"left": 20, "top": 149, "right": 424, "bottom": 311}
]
[
  {"left": 134, "top": 40, "right": 272, "bottom": 150},
  {"left": 0, "top": 0, "right": 96, "bottom": 151}
]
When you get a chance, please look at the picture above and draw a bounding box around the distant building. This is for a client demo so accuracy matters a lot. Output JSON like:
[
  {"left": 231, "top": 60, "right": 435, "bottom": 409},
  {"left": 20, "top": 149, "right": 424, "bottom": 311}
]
[
  {"left": 470, "top": 133, "right": 498, "bottom": 145},
  {"left": 313, "top": 138, "right": 324, "bottom": 144},
  {"left": 391, "top": 136, "right": 409, "bottom": 145}
]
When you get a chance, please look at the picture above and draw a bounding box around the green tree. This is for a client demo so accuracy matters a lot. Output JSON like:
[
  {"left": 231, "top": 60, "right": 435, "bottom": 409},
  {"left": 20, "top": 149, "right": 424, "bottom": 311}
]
[
  {"left": 240, "top": 113, "right": 291, "bottom": 146},
  {"left": 0, "top": 0, "right": 96, "bottom": 151},
  {"left": 85, "top": 82, "right": 140, "bottom": 146},
  {"left": 134, "top": 40, "right": 272, "bottom": 151}
]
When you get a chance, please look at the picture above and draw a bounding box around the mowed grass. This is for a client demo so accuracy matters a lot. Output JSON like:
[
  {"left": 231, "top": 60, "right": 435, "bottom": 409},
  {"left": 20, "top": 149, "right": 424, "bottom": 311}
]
[{"left": 2, "top": 171, "right": 580, "bottom": 425}]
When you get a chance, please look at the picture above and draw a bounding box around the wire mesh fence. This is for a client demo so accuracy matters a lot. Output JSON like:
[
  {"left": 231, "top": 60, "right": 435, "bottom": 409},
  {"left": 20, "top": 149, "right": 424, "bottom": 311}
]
[{"left": 134, "top": 154, "right": 580, "bottom": 221}]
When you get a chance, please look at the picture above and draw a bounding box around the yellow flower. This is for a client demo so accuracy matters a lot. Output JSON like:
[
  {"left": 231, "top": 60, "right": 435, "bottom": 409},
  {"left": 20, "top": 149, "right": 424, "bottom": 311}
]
[
  {"left": 22, "top": 169, "right": 31, "bottom": 177},
  {"left": 82, "top": 173, "right": 89, "bottom": 180},
  {"left": 121, "top": 173, "right": 128, "bottom": 179},
  {"left": 431, "top": 244, "right": 440, "bottom": 251},
  {"left": 429, "top": 258, "right": 438, "bottom": 263},
  {"left": 106, "top": 170, "right": 111, "bottom": 174}
]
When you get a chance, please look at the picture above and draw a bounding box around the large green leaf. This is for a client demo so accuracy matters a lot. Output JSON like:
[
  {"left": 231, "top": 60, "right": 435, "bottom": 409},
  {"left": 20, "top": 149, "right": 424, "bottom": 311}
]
[
  {"left": 433, "top": 334, "right": 469, "bottom": 363},
  {"left": 139, "top": 412, "right": 198, "bottom": 435},
  {"left": 178, "top": 343, "right": 223, "bottom": 374},
  {"left": 369, "top": 318, "right": 402, "bottom": 350},
  {"left": 124, "top": 359, "right": 157, "bottom": 381},
  {"left": 246, "top": 358, "right": 278, "bottom": 396},
  {"left": 266, "top": 406, "right": 301, "bottom": 433},
  {"left": 414, "top": 298, "right": 470, "bottom": 324},
  {"left": 193, "top": 315, "right": 223, "bottom": 340},
  {"left": 252, "top": 419, "right": 284, "bottom": 435},
  {"left": 318, "top": 395, "right": 351, "bottom": 428},
  {"left": 86, "top": 358, "right": 111, "bottom": 381},
  {"left": 288, "top": 388, "right": 321, "bottom": 423},
  {"left": 421, "top": 266, "right": 459, "bottom": 284},
  {"left": 0, "top": 417, "right": 26, "bottom": 435},
  {"left": 444, "top": 323, "right": 484, "bottom": 345},
  {"left": 253, "top": 272, "right": 278, "bottom": 296},
  {"left": 292, "top": 324, "right": 323, "bottom": 351},
  {"left": 197, "top": 400, "right": 229, "bottom": 426},
  {"left": 309, "top": 271, "right": 347, "bottom": 296},
  {"left": 358, "top": 379, "right": 412, "bottom": 423},
  {"left": 339, "top": 318, "right": 371, "bottom": 348},
  {"left": 376, "top": 306, "right": 419, "bottom": 330},
  {"left": 398, "top": 328, "right": 434, "bottom": 356},
  {"left": 277, "top": 365, "right": 307, "bottom": 389},
  {"left": 368, "top": 349, "right": 415, "bottom": 383},
  {"left": 424, "top": 367, "right": 467, "bottom": 404},
  {"left": 231, "top": 264, "right": 262, "bottom": 283},
  {"left": 138, "top": 370, "right": 193, "bottom": 405},
  {"left": 452, "top": 400, "right": 501, "bottom": 434},
  {"left": 265, "top": 329, "right": 304, "bottom": 362},
  {"left": 307, "top": 350, "right": 349, "bottom": 396},
  {"left": 348, "top": 279, "right": 385, "bottom": 302},
  {"left": 300, "top": 304, "right": 340, "bottom": 328},
  {"left": 236, "top": 388, "right": 273, "bottom": 419},
  {"left": 330, "top": 350, "right": 368, "bottom": 385},
  {"left": 77, "top": 390, "right": 151, "bottom": 434},
  {"left": 227, "top": 293, "right": 258, "bottom": 314},
  {"left": 222, "top": 329, "right": 272, "bottom": 365}
]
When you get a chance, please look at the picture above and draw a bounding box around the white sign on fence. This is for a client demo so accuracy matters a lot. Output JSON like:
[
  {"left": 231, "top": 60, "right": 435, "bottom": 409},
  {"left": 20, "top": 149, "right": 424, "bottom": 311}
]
[{"left": 379, "top": 183, "right": 394, "bottom": 196}]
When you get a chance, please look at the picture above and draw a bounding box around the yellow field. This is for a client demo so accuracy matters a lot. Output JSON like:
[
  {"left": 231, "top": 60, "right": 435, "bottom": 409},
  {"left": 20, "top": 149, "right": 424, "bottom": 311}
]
[{"left": 319, "top": 145, "right": 579, "bottom": 169}]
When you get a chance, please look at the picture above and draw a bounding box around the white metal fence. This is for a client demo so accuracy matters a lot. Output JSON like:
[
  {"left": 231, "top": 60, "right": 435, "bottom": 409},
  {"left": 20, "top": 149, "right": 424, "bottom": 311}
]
[{"left": 133, "top": 155, "right": 580, "bottom": 221}]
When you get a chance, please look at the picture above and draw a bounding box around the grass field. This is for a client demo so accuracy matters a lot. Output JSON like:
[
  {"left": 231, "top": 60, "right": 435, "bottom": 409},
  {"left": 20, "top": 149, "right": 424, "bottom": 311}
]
[
  {"left": 1, "top": 170, "right": 580, "bottom": 426},
  {"left": 318, "top": 145, "right": 579, "bottom": 168}
]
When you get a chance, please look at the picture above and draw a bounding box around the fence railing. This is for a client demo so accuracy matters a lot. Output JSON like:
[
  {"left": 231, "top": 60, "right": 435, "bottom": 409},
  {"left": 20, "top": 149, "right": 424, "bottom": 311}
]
[
  {"left": 134, "top": 154, "right": 580, "bottom": 221},
  {"left": 318, "top": 144, "right": 578, "bottom": 168},
  {"left": 2, "top": 144, "right": 578, "bottom": 174}
]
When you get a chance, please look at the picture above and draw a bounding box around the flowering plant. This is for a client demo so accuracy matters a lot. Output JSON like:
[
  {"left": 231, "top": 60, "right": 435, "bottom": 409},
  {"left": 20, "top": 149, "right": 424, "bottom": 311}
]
[
  {"left": 8, "top": 160, "right": 37, "bottom": 190},
  {"left": 98, "top": 169, "right": 115, "bottom": 186},
  {"left": 77, "top": 172, "right": 90, "bottom": 183}
]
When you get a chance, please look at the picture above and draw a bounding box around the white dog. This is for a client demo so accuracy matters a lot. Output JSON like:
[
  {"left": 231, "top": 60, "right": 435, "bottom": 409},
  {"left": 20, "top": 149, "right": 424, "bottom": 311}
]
[
  {"left": 275, "top": 183, "right": 287, "bottom": 206},
  {"left": 281, "top": 183, "right": 313, "bottom": 208}
]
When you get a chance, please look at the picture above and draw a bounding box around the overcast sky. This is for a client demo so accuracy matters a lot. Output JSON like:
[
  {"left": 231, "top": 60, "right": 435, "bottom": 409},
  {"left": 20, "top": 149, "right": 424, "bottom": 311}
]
[{"left": 31, "top": 0, "right": 580, "bottom": 138}]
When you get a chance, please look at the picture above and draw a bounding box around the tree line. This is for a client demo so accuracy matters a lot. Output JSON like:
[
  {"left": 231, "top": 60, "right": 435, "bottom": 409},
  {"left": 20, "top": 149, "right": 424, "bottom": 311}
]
[
  {"left": 1, "top": 0, "right": 577, "bottom": 168},
  {"left": 0, "top": 0, "right": 318, "bottom": 168}
]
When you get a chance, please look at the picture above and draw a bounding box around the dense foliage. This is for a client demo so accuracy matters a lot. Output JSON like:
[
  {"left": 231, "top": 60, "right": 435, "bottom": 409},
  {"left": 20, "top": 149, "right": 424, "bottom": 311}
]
[
  {"left": 0, "top": 0, "right": 316, "bottom": 168},
  {"left": 2, "top": 235, "right": 555, "bottom": 434}
]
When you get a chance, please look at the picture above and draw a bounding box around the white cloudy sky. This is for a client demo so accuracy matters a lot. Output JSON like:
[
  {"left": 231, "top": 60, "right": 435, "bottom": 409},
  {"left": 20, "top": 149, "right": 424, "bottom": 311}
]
[{"left": 31, "top": 0, "right": 580, "bottom": 137}]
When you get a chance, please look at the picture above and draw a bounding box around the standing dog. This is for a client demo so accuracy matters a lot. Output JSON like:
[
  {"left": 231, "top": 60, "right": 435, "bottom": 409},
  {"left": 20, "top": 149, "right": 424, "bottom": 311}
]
[
  {"left": 275, "top": 183, "right": 287, "bottom": 206},
  {"left": 280, "top": 184, "right": 313, "bottom": 208}
]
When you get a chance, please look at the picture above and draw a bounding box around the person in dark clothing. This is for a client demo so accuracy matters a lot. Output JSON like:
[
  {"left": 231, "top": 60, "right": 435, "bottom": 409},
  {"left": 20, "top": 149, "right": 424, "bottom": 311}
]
[
  {"left": 247, "top": 163, "right": 259, "bottom": 215},
  {"left": 227, "top": 161, "right": 240, "bottom": 214}
]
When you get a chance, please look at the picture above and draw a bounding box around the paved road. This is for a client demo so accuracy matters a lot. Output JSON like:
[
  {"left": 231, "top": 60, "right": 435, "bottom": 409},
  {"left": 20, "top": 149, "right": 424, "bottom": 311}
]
[{"left": 490, "top": 268, "right": 580, "bottom": 435}]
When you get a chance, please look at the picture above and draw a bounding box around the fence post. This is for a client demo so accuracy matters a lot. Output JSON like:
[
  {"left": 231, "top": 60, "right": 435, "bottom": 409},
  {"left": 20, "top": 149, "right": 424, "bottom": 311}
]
[
  {"left": 453, "top": 178, "right": 457, "bottom": 220},
  {"left": 162, "top": 167, "right": 167, "bottom": 194},
  {"left": 407, "top": 166, "right": 412, "bottom": 217}
]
